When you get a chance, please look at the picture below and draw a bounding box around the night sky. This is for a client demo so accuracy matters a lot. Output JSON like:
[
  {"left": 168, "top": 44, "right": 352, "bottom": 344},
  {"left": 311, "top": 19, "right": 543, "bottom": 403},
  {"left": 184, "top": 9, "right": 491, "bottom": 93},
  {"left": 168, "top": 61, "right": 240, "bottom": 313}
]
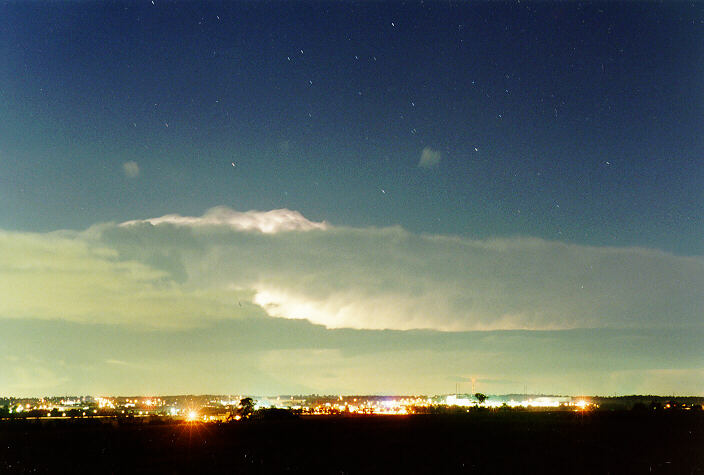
[{"left": 1, "top": 1, "right": 703, "bottom": 397}]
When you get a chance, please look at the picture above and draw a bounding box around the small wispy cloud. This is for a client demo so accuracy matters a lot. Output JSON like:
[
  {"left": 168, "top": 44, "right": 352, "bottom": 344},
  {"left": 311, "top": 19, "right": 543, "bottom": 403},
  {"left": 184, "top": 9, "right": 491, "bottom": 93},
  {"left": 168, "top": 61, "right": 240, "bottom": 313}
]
[
  {"left": 122, "top": 161, "right": 140, "bottom": 178},
  {"left": 418, "top": 147, "right": 442, "bottom": 168}
]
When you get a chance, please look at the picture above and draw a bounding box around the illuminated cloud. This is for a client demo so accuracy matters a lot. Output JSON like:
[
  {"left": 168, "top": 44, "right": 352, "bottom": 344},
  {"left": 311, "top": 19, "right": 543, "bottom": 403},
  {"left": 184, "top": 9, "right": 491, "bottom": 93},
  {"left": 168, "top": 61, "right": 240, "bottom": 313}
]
[
  {"left": 246, "top": 234, "right": 704, "bottom": 331},
  {"left": 121, "top": 207, "right": 328, "bottom": 234},
  {"left": 418, "top": 147, "right": 442, "bottom": 168},
  {"left": 122, "top": 161, "right": 140, "bottom": 178},
  {"left": 0, "top": 230, "right": 246, "bottom": 328},
  {"left": 0, "top": 207, "right": 702, "bottom": 332}
]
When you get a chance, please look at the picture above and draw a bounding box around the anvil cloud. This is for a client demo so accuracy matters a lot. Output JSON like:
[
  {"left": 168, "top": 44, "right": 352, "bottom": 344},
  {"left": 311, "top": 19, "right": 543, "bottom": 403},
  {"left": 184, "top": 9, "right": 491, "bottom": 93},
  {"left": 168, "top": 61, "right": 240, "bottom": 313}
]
[{"left": 1, "top": 207, "right": 701, "bottom": 332}]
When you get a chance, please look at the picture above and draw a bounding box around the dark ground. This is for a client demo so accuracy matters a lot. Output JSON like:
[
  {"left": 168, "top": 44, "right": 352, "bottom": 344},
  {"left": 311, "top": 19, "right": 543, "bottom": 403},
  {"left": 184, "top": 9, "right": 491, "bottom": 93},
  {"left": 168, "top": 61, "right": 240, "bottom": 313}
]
[{"left": 1, "top": 411, "right": 703, "bottom": 474}]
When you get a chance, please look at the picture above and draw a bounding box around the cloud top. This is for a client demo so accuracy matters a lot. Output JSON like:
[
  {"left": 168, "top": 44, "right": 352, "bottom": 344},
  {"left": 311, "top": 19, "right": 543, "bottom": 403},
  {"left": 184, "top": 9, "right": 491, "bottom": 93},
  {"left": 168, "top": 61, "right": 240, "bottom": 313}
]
[
  {"left": 418, "top": 147, "right": 442, "bottom": 168},
  {"left": 122, "top": 207, "right": 329, "bottom": 234}
]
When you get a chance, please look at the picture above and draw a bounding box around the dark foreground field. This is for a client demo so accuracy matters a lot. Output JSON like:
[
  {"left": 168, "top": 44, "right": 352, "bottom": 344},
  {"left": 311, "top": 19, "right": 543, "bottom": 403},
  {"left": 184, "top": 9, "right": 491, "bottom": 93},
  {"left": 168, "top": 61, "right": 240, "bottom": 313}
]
[{"left": 1, "top": 411, "right": 703, "bottom": 474}]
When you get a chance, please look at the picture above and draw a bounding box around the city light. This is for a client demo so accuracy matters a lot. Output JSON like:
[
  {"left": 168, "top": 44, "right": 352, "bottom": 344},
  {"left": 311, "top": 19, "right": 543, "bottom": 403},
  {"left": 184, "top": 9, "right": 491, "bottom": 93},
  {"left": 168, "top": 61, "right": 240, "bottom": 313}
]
[{"left": 1, "top": 393, "right": 693, "bottom": 424}]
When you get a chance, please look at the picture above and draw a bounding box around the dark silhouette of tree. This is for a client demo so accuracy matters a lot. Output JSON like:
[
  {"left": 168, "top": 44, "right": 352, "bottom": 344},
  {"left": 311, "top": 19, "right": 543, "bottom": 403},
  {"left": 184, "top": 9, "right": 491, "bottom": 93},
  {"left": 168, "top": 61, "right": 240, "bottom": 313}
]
[
  {"left": 474, "top": 393, "right": 487, "bottom": 404},
  {"left": 238, "top": 397, "right": 254, "bottom": 419},
  {"left": 226, "top": 397, "right": 255, "bottom": 421}
]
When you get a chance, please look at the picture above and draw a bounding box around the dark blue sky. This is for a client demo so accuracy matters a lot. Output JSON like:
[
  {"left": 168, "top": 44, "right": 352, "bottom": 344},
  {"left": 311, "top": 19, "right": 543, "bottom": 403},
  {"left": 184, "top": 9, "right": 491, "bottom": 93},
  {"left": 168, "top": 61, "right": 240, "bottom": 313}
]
[{"left": 1, "top": 1, "right": 702, "bottom": 253}]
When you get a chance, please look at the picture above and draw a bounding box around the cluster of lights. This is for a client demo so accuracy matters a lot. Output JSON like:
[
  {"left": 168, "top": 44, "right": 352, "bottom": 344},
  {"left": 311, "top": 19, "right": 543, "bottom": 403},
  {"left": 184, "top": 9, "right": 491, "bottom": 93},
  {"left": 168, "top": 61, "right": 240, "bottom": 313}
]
[
  {"left": 444, "top": 395, "right": 597, "bottom": 410},
  {"left": 96, "top": 397, "right": 115, "bottom": 409},
  {"left": 306, "top": 397, "right": 431, "bottom": 415},
  {"left": 16, "top": 394, "right": 704, "bottom": 424}
]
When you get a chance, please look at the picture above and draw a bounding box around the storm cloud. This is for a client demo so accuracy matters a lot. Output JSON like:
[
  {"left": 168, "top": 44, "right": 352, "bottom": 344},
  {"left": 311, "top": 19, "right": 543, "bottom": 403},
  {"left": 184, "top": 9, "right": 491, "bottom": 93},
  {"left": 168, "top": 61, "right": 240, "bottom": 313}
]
[{"left": 1, "top": 207, "right": 701, "bottom": 332}]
